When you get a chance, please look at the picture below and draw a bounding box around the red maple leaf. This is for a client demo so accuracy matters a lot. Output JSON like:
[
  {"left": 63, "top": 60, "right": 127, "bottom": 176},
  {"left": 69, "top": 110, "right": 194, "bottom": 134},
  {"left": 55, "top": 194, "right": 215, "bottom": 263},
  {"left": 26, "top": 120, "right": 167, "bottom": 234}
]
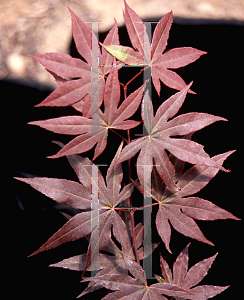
[
  {"left": 49, "top": 221, "right": 159, "bottom": 271},
  {"left": 101, "top": 0, "right": 206, "bottom": 95},
  {"left": 28, "top": 67, "right": 144, "bottom": 160},
  {"left": 157, "top": 243, "right": 229, "bottom": 299},
  {"left": 116, "top": 83, "right": 229, "bottom": 191},
  {"left": 134, "top": 150, "right": 240, "bottom": 253},
  {"left": 30, "top": 8, "right": 123, "bottom": 117},
  {"left": 50, "top": 220, "right": 160, "bottom": 297},
  {"left": 14, "top": 142, "right": 134, "bottom": 261},
  {"left": 83, "top": 256, "right": 192, "bottom": 299}
]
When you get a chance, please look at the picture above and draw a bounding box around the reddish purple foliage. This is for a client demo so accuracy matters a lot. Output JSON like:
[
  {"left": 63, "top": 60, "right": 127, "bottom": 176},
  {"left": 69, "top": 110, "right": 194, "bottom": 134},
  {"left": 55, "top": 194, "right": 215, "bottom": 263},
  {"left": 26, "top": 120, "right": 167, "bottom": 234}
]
[{"left": 15, "top": 1, "right": 240, "bottom": 299}]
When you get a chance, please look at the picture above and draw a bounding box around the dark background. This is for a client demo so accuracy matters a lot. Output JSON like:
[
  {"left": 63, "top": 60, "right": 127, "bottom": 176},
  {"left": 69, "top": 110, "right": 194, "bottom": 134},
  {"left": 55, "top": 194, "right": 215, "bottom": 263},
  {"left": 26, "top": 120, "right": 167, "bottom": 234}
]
[{"left": 2, "top": 19, "right": 243, "bottom": 299}]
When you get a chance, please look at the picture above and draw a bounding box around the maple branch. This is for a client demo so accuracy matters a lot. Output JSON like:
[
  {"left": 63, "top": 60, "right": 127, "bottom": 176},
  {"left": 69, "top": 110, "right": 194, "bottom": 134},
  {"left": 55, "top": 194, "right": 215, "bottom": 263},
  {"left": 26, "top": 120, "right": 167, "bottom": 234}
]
[
  {"left": 136, "top": 202, "right": 159, "bottom": 211},
  {"left": 121, "top": 65, "right": 150, "bottom": 266},
  {"left": 123, "top": 66, "right": 150, "bottom": 99},
  {"left": 113, "top": 74, "right": 141, "bottom": 264},
  {"left": 109, "top": 128, "right": 128, "bottom": 143},
  {"left": 123, "top": 127, "right": 140, "bottom": 265},
  {"left": 113, "top": 201, "right": 158, "bottom": 212},
  {"left": 120, "top": 66, "right": 152, "bottom": 266},
  {"left": 130, "top": 208, "right": 140, "bottom": 264},
  {"left": 104, "top": 73, "right": 125, "bottom": 89}
]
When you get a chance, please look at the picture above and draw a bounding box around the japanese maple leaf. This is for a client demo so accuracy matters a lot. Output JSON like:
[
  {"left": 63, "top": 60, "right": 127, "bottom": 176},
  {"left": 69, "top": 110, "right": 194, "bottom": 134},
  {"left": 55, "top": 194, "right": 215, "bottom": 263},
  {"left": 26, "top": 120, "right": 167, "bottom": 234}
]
[
  {"left": 116, "top": 83, "right": 229, "bottom": 191},
  {"left": 30, "top": 8, "right": 123, "bottom": 117},
  {"left": 14, "top": 142, "right": 134, "bottom": 260},
  {"left": 156, "top": 243, "right": 229, "bottom": 299},
  {"left": 101, "top": 0, "right": 206, "bottom": 95},
  {"left": 83, "top": 256, "right": 192, "bottom": 299},
  {"left": 49, "top": 221, "right": 158, "bottom": 271},
  {"left": 134, "top": 150, "right": 240, "bottom": 253},
  {"left": 50, "top": 221, "right": 159, "bottom": 298},
  {"left": 29, "top": 66, "right": 144, "bottom": 160}
]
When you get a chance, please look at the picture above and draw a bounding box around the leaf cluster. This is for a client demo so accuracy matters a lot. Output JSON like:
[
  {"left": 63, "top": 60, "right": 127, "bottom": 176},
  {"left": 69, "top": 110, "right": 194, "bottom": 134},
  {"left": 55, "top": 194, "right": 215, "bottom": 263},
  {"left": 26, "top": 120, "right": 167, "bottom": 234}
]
[{"left": 15, "top": 1, "right": 240, "bottom": 299}]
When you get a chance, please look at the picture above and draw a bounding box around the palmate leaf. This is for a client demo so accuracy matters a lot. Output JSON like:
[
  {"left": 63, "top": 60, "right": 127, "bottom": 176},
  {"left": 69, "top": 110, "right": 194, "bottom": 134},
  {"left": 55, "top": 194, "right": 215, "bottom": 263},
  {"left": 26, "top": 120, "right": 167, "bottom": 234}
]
[
  {"left": 83, "top": 257, "right": 192, "bottom": 299},
  {"left": 49, "top": 223, "right": 142, "bottom": 272},
  {"left": 116, "top": 83, "right": 230, "bottom": 191},
  {"left": 29, "top": 67, "right": 144, "bottom": 160},
  {"left": 30, "top": 8, "right": 123, "bottom": 117},
  {"left": 135, "top": 150, "right": 240, "bottom": 253},
  {"left": 101, "top": 0, "right": 207, "bottom": 95},
  {"left": 14, "top": 142, "right": 134, "bottom": 259},
  {"left": 156, "top": 243, "right": 229, "bottom": 299},
  {"left": 50, "top": 221, "right": 159, "bottom": 298}
]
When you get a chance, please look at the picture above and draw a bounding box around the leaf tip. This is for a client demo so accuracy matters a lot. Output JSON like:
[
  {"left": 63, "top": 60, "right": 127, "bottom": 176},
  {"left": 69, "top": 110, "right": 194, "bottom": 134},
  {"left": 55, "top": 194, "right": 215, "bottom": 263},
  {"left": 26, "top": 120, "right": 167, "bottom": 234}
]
[
  {"left": 27, "top": 120, "right": 38, "bottom": 126},
  {"left": 29, "top": 54, "right": 37, "bottom": 60},
  {"left": 81, "top": 268, "right": 86, "bottom": 279},
  {"left": 67, "top": 6, "right": 73, "bottom": 14},
  {"left": 51, "top": 140, "right": 64, "bottom": 148},
  {"left": 186, "top": 81, "right": 194, "bottom": 91},
  {"left": 34, "top": 100, "right": 50, "bottom": 107},
  {"left": 221, "top": 117, "right": 228, "bottom": 122},
  {"left": 27, "top": 250, "right": 38, "bottom": 258},
  {"left": 186, "top": 242, "right": 191, "bottom": 249},
  {"left": 165, "top": 244, "right": 173, "bottom": 254},
  {"left": 13, "top": 176, "right": 23, "bottom": 182},
  {"left": 46, "top": 154, "right": 59, "bottom": 159},
  {"left": 48, "top": 263, "right": 55, "bottom": 268},
  {"left": 170, "top": 182, "right": 181, "bottom": 192},
  {"left": 212, "top": 252, "right": 218, "bottom": 262}
]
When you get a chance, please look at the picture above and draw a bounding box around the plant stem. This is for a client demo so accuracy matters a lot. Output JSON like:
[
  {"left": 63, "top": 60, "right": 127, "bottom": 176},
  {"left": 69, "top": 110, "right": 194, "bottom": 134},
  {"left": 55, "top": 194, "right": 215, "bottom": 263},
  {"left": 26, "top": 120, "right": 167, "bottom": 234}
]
[
  {"left": 126, "top": 126, "right": 140, "bottom": 264},
  {"left": 109, "top": 128, "right": 128, "bottom": 144},
  {"left": 104, "top": 71, "right": 141, "bottom": 264},
  {"left": 117, "top": 66, "right": 150, "bottom": 265},
  {"left": 130, "top": 209, "right": 140, "bottom": 264},
  {"left": 136, "top": 202, "right": 158, "bottom": 211},
  {"left": 117, "top": 79, "right": 140, "bottom": 264},
  {"left": 114, "top": 201, "right": 158, "bottom": 212},
  {"left": 121, "top": 66, "right": 150, "bottom": 99}
]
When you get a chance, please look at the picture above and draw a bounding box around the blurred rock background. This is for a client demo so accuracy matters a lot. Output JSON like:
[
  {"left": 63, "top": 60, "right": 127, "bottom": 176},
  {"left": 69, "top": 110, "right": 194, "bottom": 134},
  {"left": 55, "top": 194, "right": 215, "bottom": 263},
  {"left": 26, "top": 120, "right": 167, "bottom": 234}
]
[{"left": 1, "top": 0, "right": 244, "bottom": 88}]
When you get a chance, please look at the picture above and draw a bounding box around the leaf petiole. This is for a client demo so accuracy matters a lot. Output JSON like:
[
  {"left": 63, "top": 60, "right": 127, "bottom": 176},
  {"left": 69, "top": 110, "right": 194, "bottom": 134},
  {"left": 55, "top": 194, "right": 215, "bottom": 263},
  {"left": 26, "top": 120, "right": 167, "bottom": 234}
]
[
  {"left": 109, "top": 128, "right": 128, "bottom": 143},
  {"left": 122, "top": 65, "right": 150, "bottom": 99}
]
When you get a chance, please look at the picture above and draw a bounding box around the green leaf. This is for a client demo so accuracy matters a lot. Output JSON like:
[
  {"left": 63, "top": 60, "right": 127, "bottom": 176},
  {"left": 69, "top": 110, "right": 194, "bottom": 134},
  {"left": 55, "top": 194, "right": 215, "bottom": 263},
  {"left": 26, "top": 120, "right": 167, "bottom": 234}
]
[{"left": 101, "top": 44, "right": 144, "bottom": 65}]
